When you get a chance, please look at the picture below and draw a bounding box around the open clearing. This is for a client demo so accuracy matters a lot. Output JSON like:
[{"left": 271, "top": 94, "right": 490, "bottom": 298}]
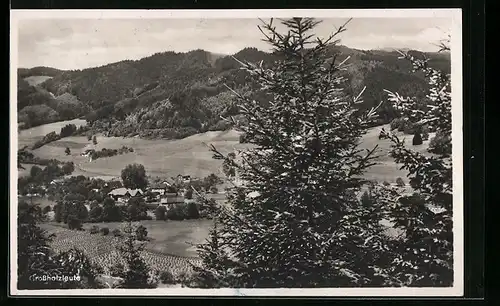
[
  {"left": 26, "top": 123, "right": 433, "bottom": 183},
  {"left": 23, "top": 76, "right": 53, "bottom": 86},
  {"left": 78, "top": 219, "right": 212, "bottom": 257},
  {"left": 31, "top": 128, "right": 254, "bottom": 180},
  {"left": 18, "top": 118, "right": 87, "bottom": 149}
]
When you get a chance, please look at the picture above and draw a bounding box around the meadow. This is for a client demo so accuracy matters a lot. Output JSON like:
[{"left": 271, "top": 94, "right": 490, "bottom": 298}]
[
  {"left": 23, "top": 75, "right": 53, "bottom": 86},
  {"left": 78, "top": 219, "right": 212, "bottom": 257},
  {"left": 17, "top": 118, "right": 87, "bottom": 149},
  {"left": 26, "top": 123, "right": 433, "bottom": 183}
]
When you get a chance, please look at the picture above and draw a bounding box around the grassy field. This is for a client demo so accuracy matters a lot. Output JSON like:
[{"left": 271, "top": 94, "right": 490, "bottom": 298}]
[
  {"left": 18, "top": 118, "right": 87, "bottom": 149},
  {"left": 23, "top": 76, "right": 53, "bottom": 86},
  {"left": 78, "top": 219, "right": 212, "bottom": 257},
  {"left": 31, "top": 129, "right": 253, "bottom": 180},
  {"left": 25, "top": 123, "right": 433, "bottom": 183}
]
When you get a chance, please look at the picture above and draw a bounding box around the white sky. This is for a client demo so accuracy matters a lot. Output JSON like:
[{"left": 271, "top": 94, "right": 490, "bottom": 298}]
[{"left": 17, "top": 18, "right": 451, "bottom": 70}]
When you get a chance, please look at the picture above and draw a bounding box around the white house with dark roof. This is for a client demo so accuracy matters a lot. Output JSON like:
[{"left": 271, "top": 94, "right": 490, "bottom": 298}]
[{"left": 108, "top": 187, "right": 143, "bottom": 202}]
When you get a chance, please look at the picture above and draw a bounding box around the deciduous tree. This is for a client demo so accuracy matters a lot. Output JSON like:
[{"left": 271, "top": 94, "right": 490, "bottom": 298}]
[{"left": 121, "top": 163, "right": 148, "bottom": 190}]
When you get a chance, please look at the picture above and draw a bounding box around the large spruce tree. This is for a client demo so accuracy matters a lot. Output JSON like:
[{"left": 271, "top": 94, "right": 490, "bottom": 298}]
[{"left": 194, "top": 18, "right": 388, "bottom": 288}]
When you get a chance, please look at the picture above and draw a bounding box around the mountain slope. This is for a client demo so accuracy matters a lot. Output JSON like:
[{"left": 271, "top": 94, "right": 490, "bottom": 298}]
[
  {"left": 17, "top": 75, "right": 89, "bottom": 129},
  {"left": 17, "top": 46, "right": 450, "bottom": 136}
]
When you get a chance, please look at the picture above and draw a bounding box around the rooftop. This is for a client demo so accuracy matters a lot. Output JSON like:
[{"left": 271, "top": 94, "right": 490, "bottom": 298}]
[{"left": 108, "top": 188, "right": 143, "bottom": 197}]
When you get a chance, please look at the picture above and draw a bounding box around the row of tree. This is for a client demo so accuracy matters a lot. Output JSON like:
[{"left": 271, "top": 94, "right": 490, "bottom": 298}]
[
  {"left": 87, "top": 146, "right": 134, "bottom": 161},
  {"left": 32, "top": 123, "right": 89, "bottom": 150},
  {"left": 18, "top": 161, "right": 75, "bottom": 195}
]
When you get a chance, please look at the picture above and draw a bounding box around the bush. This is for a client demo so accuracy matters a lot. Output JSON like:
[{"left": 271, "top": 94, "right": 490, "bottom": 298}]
[
  {"left": 383, "top": 181, "right": 391, "bottom": 186},
  {"left": 100, "top": 227, "right": 110, "bottom": 236},
  {"left": 136, "top": 225, "right": 148, "bottom": 241},
  {"left": 397, "top": 122, "right": 405, "bottom": 132},
  {"left": 166, "top": 205, "right": 186, "bottom": 220},
  {"left": 390, "top": 118, "right": 404, "bottom": 131},
  {"left": 176, "top": 271, "right": 193, "bottom": 286},
  {"left": 239, "top": 133, "right": 247, "bottom": 143},
  {"left": 160, "top": 271, "right": 175, "bottom": 284},
  {"left": 186, "top": 202, "right": 200, "bottom": 219},
  {"left": 60, "top": 124, "right": 77, "bottom": 137},
  {"left": 109, "top": 262, "right": 125, "bottom": 278},
  {"left": 412, "top": 133, "right": 423, "bottom": 145},
  {"left": 396, "top": 177, "right": 405, "bottom": 187},
  {"left": 67, "top": 215, "right": 83, "bottom": 230},
  {"left": 62, "top": 162, "right": 75, "bottom": 175},
  {"left": 30, "top": 165, "right": 43, "bottom": 178},
  {"left": 112, "top": 229, "right": 122, "bottom": 237},
  {"left": 154, "top": 205, "right": 167, "bottom": 221},
  {"left": 54, "top": 204, "right": 63, "bottom": 223},
  {"left": 90, "top": 225, "right": 100, "bottom": 234}
]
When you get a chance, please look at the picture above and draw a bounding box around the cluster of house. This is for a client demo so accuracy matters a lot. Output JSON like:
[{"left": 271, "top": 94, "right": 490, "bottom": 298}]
[
  {"left": 106, "top": 177, "right": 194, "bottom": 209},
  {"left": 105, "top": 175, "right": 229, "bottom": 210}
]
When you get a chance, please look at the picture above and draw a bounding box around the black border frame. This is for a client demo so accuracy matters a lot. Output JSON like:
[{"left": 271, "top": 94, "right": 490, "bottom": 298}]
[{"left": 6, "top": 0, "right": 486, "bottom": 302}]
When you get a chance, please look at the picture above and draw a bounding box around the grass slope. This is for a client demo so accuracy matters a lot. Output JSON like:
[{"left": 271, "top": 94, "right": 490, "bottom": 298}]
[
  {"left": 17, "top": 118, "right": 87, "bottom": 149},
  {"left": 24, "top": 76, "right": 53, "bottom": 86},
  {"left": 26, "top": 123, "right": 432, "bottom": 183}
]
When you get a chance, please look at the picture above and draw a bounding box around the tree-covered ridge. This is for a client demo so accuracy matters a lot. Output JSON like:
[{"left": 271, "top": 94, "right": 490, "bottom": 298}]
[
  {"left": 17, "top": 78, "right": 90, "bottom": 129},
  {"left": 18, "top": 66, "right": 64, "bottom": 78},
  {"left": 17, "top": 44, "right": 450, "bottom": 136}
]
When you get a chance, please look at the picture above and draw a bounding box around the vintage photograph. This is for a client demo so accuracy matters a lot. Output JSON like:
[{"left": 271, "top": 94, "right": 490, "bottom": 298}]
[{"left": 10, "top": 9, "right": 462, "bottom": 296}]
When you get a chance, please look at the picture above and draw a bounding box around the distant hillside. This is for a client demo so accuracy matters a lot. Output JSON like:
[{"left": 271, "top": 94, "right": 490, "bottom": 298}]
[
  {"left": 17, "top": 46, "right": 450, "bottom": 137},
  {"left": 18, "top": 66, "right": 64, "bottom": 78},
  {"left": 17, "top": 76, "right": 90, "bottom": 129}
]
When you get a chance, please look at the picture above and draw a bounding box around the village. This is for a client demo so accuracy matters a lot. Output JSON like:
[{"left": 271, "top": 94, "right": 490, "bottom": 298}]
[{"left": 106, "top": 175, "right": 228, "bottom": 212}]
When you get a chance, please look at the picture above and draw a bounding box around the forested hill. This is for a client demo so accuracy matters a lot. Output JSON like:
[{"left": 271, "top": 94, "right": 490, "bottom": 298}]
[{"left": 17, "top": 46, "right": 450, "bottom": 138}]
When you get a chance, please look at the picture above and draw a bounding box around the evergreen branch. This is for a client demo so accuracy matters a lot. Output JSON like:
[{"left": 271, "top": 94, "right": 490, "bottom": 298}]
[
  {"left": 347, "top": 144, "right": 380, "bottom": 178},
  {"left": 353, "top": 86, "right": 367, "bottom": 104}
]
